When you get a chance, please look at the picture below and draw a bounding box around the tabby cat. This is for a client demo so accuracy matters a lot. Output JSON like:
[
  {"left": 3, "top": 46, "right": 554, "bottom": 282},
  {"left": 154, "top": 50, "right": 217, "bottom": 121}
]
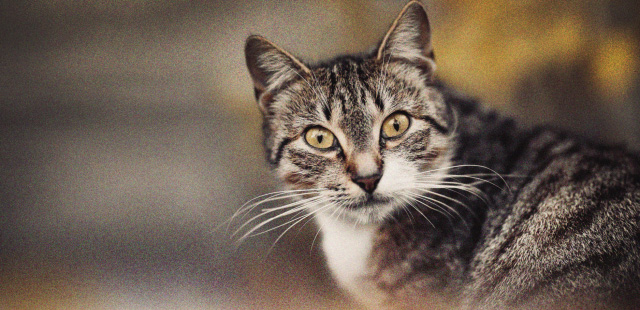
[{"left": 241, "top": 1, "right": 640, "bottom": 309}]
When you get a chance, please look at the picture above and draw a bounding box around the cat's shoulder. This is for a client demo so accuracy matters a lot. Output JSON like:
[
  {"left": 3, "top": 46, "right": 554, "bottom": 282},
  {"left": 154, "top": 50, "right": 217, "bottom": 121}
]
[{"left": 467, "top": 129, "right": 640, "bottom": 308}]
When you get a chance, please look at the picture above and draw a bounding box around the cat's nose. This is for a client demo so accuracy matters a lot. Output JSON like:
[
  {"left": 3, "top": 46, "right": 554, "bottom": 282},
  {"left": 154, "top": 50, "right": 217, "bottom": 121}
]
[{"left": 352, "top": 173, "right": 382, "bottom": 194}]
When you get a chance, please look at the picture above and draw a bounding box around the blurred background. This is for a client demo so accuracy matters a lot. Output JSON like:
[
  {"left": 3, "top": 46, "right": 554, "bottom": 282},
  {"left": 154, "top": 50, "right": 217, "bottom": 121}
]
[{"left": 1, "top": 0, "right": 638, "bottom": 309}]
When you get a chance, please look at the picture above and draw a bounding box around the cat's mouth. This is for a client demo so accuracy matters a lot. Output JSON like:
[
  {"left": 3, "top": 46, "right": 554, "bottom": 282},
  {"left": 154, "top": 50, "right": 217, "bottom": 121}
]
[
  {"left": 344, "top": 194, "right": 393, "bottom": 210},
  {"left": 329, "top": 193, "right": 398, "bottom": 223}
]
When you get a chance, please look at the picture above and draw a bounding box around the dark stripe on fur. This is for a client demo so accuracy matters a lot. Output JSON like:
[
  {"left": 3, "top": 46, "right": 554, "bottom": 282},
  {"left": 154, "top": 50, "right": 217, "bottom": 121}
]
[
  {"left": 271, "top": 137, "right": 292, "bottom": 166},
  {"left": 417, "top": 115, "right": 449, "bottom": 134},
  {"left": 288, "top": 149, "right": 327, "bottom": 174},
  {"left": 322, "top": 103, "right": 332, "bottom": 121},
  {"left": 374, "top": 92, "right": 385, "bottom": 111}
]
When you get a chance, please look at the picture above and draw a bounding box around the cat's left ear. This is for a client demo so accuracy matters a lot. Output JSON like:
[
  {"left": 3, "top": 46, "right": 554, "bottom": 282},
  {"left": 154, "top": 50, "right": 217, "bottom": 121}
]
[
  {"left": 376, "top": 1, "right": 435, "bottom": 74},
  {"left": 245, "top": 35, "right": 311, "bottom": 114}
]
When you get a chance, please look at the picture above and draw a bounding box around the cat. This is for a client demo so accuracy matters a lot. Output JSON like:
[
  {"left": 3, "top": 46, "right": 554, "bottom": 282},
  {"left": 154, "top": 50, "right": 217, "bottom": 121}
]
[{"left": 241, "top": 1, "right": 640, "bottom": 309}]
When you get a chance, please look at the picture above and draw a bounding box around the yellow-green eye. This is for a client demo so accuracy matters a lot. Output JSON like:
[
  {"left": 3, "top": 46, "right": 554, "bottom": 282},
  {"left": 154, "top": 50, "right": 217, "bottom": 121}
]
[
  {"left": 305, "top": 127, "right": 335, "bottom": 149},
  {"left": 382, "top": 112, "right": 410, "bottom": 138}
]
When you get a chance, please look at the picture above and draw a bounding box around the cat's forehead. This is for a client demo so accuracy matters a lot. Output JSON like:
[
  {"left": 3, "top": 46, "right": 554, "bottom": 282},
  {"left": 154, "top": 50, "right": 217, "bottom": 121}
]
[
  {"left": 316, "top": 61, "right": 378, "bottom": 104},
  {"left": 314, "top": 57, "right": 377, "bottom": 83},
  {"left": 311, "top": 58, "right": 382, "bottom": 113},
  {"left": 307, "top": 58, "right": 425, "bottom": 116}
]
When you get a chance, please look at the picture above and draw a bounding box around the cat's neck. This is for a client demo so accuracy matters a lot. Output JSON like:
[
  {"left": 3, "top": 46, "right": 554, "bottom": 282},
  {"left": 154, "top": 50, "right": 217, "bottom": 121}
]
[
  {"left": 315, "top": 213, "right": 388, "bottom": 307},
  {"left": 315, "top": 214, "right": 378, "bottom": 282}
]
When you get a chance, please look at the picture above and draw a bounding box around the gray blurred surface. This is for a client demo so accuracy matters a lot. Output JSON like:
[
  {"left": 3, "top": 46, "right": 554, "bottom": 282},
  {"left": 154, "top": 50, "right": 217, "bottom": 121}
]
[
  {"left": 1, "top": 0, "right": 638, "bottom": 309},
  {"left": 1, "top": 1, "right": 362, "bottom": 308}
]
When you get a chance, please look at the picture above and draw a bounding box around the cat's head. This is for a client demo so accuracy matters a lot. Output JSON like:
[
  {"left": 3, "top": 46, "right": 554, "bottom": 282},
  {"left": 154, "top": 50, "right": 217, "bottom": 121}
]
[{"left": 245, "top": 1, "right": 456, "bottom": 224}]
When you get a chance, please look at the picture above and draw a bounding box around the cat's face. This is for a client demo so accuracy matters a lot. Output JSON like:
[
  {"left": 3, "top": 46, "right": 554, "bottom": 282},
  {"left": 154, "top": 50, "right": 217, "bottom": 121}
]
[{"left": 246, "top": 1, "right": 454, "bottom": 224}]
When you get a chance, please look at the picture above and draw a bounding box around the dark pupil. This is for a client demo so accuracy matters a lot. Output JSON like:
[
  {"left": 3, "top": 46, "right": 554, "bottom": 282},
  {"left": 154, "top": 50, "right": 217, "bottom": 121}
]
[
  {"left": 393, "top": 119, "right": 400, "bottom": 131},
  {"left": 317, "top": 134, "right": 324, "bottom": 144}
]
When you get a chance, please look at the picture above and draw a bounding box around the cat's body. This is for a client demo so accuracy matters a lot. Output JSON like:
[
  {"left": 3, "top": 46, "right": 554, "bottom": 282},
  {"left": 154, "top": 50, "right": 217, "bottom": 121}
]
[
  {"left": 332, "top": 89, "right": 640, "bottom": 309},
  {"left": 317, "top": 87, "right": 640, "bottom": 309},
  {"left": 243, "top": 1, "right": 640, "bottom": 309}
]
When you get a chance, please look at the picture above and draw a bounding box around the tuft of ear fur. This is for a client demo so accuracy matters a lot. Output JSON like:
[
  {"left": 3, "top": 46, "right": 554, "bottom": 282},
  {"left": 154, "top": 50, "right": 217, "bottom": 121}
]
[
  {"left": 376, "top": 1, "right": 435, "bottom": 74},
  {"left": 245, "top": 35, "right": 311, "bottom": 114}
]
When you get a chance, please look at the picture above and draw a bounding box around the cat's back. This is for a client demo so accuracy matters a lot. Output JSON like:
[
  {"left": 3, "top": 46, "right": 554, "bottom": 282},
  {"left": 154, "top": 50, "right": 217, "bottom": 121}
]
[{"left": 465, "top": 131, "right": 640, "bottom": 309}]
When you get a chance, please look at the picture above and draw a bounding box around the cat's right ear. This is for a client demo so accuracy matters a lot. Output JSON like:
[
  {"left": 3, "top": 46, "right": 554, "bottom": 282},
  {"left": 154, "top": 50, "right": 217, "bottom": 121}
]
[{"left": 245, "top": 35, "right": 311, "bottom": 114}]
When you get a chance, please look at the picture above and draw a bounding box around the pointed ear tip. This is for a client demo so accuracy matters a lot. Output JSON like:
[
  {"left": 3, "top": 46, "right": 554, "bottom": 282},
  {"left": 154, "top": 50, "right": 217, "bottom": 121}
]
[
  {"left": 246, "top": 34, "right": 266, "bottom": 42},
  {"left": 245, "top": 35, "right": 264, "bottom": 50},
  {"left": 399, "top": 1, "right": 428, "bottom": 21},
  {"left": 246, "top": 35, "right": 277, "bottom": 53},
  {"left": 403, "top": 1, "right": 424, "bottom": 10},
  {"left": 408, "top": 1, "right": 428, "bottom": 15},
  {"left": 245, "top": 36, "right": 273, "bottom": 67},
  {"left": 403, "top": 1, "right": 430, "bottom": 32}
]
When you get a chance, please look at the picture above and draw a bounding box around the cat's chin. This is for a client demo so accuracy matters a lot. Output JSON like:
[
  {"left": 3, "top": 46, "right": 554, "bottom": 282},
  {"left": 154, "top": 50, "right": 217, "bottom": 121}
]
[
  {"left": 324, "top": 194, "right": 399, "bottom": 225},
  {"left": 346, "top": 194, "right": 393, "bottom": 210}
]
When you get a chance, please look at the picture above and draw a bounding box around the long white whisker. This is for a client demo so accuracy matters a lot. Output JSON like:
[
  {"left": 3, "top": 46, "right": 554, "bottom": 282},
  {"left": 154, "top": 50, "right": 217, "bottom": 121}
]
[
  {"left": 417, "top": 182, "right": 489, "bottom": 205},
  {"left": 404, "top": 191, "right": 455, "bottom": 219},
  {"left": 420, "top": 164, "right": 513, "bottom": 193},
  {"left": 248, "top": 206, "right": 312, "bottom": 238},
  {"left": 310, "top": 197, "right": 351, "bottom": 253},
  {"left": 441, "top": 174, "right": 508, "bottom": 192},
  {"left": 268, "top": 202, "right": 336, "bottom": 254},
  {"left": 234, "top": 195, "right": 324, "bottom": 240},
  {"left": 397, "top": 195, "right": 435, "bottom": 229},
  {"left": 394, "top": 192, "right": 416, "bottom": 224},
  {"left": 413, "top": 193, "right": 471, "bottom": 229},
  {"left": 421, "top": 187, "right": 477, "bottom": 211},
  {"left": 235, "top": 194, "right": 320, "bottom": 232},
  {"left": 234, "top": 204, "right": 309, "bottom": 243},
  {"left": 232, "top": 189, "right": 323, "bottom": 222},
  {"left": 309, "top": 199, "right": 343, "bottom": 252}
]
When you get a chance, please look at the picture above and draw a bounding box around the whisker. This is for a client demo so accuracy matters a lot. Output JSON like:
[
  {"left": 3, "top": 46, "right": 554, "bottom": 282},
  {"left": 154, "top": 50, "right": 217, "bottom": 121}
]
[
  {"left": 395, "top": 192, "right": 416, "bottom": 224},
  {"left": 310, "top": 227, "right": 323, "bottom": 253},
  {"left": 309, "top": 197, "right": 351, "bottom": 253},
  {"left": 233, "top": 191, "right": 319, "bottom": 227},
  {"left": 234, "top": 195, "right": 324, "bottom": 241},
  {"left": 309, "top": 200, "right": 343, "bottom": 252},
  {"left": 404, "top": 191, "right": 456, "bottom": 219},
  {"left": 440, "top": 174, "right": 508, "bottom": 193},
  {"left": 231, "top": 188, "right": 323, "bottom": 223},
  {"left": 267, "top": 202, "right": 335, "bottom": 254},
  {"left": 247, "top": 207, "right": 310, "bottom": 238},
  {"left": 415, "top": 182, "right": 489, "bottom": 205},
  {"left": 234, "top": 205, "right": 308, "bottom": 244},
  {"left": 412, "top": 193, "right": 471, "bottom": 229},
  {"left": 397, "top": 194, "right": 436, "bottom": 229},
  {"left": 422, "top": 164, "right": 513, "bottom": 193},
  {"left": 419, "top": 187, "right": 480, "bottom": 214}
]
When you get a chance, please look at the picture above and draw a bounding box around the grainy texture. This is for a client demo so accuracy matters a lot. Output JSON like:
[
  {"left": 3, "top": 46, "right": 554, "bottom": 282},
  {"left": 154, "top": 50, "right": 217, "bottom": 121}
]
[{"left": 244, "top": 1, "right": 640, "bottom": 309}]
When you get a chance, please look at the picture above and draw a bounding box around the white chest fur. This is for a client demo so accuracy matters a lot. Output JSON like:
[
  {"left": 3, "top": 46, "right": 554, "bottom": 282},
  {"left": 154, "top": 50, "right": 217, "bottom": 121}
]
[{"left": 315, "top": 214, "right": 387, "bottom": 308}]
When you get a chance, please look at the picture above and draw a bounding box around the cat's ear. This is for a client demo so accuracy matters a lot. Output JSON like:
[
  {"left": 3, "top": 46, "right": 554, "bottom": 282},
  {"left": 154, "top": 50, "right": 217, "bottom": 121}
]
[
  {"left": 376, "top": 1, "right": 435, "bottom": 73},
  {"left": 245, "top": 35, "right": 311, "bottom": 113}
]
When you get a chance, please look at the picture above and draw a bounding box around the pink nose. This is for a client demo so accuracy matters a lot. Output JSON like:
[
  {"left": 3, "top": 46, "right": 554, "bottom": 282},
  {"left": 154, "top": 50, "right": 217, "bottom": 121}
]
[{"left": 352, "top": 174, "right": 381, "bottom": 194}]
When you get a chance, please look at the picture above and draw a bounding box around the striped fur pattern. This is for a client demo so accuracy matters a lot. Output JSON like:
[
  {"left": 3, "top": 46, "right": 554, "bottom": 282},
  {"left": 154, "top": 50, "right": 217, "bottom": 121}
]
[{"left": 243, "top": 1, "right": 640, "bottom": 309}]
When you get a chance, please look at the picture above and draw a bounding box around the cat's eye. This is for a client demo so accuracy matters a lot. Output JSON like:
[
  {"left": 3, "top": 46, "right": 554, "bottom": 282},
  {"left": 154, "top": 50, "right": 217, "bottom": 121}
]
[
  {"left": 381, "top": 112, "right": 410, "bottom": 139},
  {"left": 305, "top": 127, "right": 335, "bottom": 149}
]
